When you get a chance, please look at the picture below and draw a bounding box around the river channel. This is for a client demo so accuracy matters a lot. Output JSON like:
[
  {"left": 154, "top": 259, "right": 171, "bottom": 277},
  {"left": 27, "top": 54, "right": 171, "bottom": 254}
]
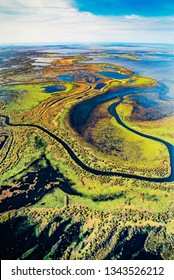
[{"left": 1, "top": 82, "right": 174, "bottom": 182}]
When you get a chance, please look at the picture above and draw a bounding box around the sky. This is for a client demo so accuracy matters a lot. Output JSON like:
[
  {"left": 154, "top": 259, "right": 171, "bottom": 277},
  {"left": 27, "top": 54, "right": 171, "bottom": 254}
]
[{"left": 0, "top": 0, "right": 174, "bottom": 44}]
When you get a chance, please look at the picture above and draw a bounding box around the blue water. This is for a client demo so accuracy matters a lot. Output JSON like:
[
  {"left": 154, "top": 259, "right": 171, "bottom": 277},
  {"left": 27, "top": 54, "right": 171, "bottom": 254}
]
[
  {"left": 57, "top": 75, "right": 75, "bottom": 82},
  {"left": 130, "top": 95, "right": 158, "bottom": 108},
  {"left": 98, "top": 71, "right": 131, "bottom": 80},
  {"left": 57, "top": 72, "right": 101, "bottom": 84},
  {"left": 0, "top": 89, "right": 17, "bottom": 100},
  {"left": 86, "top": 73, "right": 101, "bottom": 83},
  {"left": 43, "top": 84, "right": 66, "bottom": 93},
  {"left": 101, "top": 66, "right": 120, "bottom": 71},
  {"left": 95, "top": 83, "right": 106, "bottom": 90},
  {"left": 77, "top": 71, "right": 87, "bottom": 79},
  {"left": 70, "top": 87, "right": 153, "bottom": 127},
  {"left": 0, "top": 95, "right": 8, "bottom": 99},
  {"left": 85, "top": 44, "right": 174, "bottom": 98}
]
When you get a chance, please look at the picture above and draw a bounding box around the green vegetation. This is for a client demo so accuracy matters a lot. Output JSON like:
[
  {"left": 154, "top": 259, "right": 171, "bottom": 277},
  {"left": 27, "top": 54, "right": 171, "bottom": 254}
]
[
  {"left": 75, "top": 98, "right": 170, "bottom": 176},
  {"left": 1, "top": 83, "right": 74, "bottom": 112},
  {"left": 0, "top": 207, "right": 173, "bottom": 260},
  {"left": 101, "top": 53, "right": 139, "bottom": 60},
  {"left": 0, "top": 49, "right": 173, "bottom": 260},
  {"left": 117, "top": 99, "right": 174, "bottom": 145}
]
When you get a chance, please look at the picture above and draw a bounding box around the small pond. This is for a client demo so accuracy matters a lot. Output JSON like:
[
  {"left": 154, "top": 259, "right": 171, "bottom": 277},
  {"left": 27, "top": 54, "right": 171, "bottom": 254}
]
[
  {"left": 95, "top": 83, "right": 106, "bottom": 90},
  {"left": 86, "top": 74, "right": 101, "bottom": 83},
  {"left": 43, "top": 84, "right": 66, "bottom": 93},
  {"left": 57, "top": 74, "right": 75, "bottom": 82},
  {"left": 98, "top": 71, "right": 131, "bottom": 79},
  {"left": 0, "top": 135, "right": 8, "bottom": 149}
]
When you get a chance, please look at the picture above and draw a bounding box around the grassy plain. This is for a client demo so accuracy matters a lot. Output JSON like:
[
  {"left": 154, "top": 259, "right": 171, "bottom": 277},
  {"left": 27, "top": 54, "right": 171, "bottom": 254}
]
[
  {"left": 1, "top": 83, "right": 74, "bottom": 112},
  {"left": 117, "top": 98, "right": 174, "bottom": 145}
]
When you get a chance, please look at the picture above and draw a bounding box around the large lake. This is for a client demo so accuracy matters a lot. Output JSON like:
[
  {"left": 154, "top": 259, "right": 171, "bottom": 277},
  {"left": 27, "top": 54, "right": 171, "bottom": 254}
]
[{"left": 85, "top": 43, "right": 174, "bottom": 99}]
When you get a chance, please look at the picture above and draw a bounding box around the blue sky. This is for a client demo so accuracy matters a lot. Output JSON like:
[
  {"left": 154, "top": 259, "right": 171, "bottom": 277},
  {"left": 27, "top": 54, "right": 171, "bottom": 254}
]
[
  {"left": 0, "top": 0, "right": 174, "bottom": 44},
  {"left": 75, "top": 0, "right": 174, "bottom": 17}
]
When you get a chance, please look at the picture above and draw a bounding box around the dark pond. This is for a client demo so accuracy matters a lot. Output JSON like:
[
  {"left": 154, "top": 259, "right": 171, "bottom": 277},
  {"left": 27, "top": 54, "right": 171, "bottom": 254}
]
[
  {"left": 98, "top": 71, "right": 131, "bottom": 79},
  {"left": 70, "top": 87, "right": 151, "bottom": 127},
  {"left": 0, "top": 95, "right": 8, "bottom": 100},
  {"left": 95, "top": 83, "right": 106, "bottom": 90},
  {"left": 57, "top": 71, "right": 101, "bottom": 84},
  {"left": 77, "top": 71, "right": 87, "bottom": 79},
  {"left": 71, "top": 82, "right": 172, "bottom": 128},
  {"left": 74, "top": 71, "right": 101, "bottom": 83},
  {"left": 57, "top": 74, "right": 75, "bottom": 82},
  {"left": 0, "top": 89, "right": 9, "bottom": 99},
  {"left": 86, "top": 73, "right": 101, "bottom": 83},
  {"left": 0, "top": 135, "right": 8, "bottom": 149},
  {"left": 43, "top": 84, "right": 66, "bottom": 93}
]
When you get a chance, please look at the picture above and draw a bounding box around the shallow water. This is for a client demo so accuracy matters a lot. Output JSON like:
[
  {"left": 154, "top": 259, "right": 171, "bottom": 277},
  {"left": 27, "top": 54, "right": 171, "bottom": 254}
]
[
  {"left": 101, "top": 66, "right": 120, "bottom": 71},
  {"left": 57, "top": 74, "right": 75, "bottom": 82},
  {"left": 86, "top": 73, "right": 101, "bottom": 83},
  {"left": 98, "top": 71, "right": 131, "bottom": 80},
  {"left": 85, "top": 44, "right": 174, "bottom": 98},
  {"left": 95, "top": 83, "right": 106, "bottom": 90},
  {"left": 70, "top": 87, "right": 152, "bottom": 127},
  {"left": 43, "top": 84, "right": 66, "bottom": 93}
]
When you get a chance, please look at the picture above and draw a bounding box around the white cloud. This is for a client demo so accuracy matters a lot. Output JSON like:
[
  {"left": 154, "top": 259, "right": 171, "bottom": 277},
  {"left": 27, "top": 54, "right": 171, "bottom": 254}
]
[
  {"left": 0, "top": 0, "right": 174, "bottom": 44},
  {"left": 124, "top": 14, "right": 140, "bottom": 20}
]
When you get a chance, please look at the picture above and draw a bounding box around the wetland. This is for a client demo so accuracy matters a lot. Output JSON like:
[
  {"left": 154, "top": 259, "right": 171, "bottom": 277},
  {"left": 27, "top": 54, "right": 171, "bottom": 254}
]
[{"left": 0, "top": 44, "right": 174, "bottom": 260}]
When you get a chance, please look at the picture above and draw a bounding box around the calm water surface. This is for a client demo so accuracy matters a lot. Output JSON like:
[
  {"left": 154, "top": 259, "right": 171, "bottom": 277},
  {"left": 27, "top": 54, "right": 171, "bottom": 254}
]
[{"left": 85, "top": 44, "right": 174, "bottom": 98}]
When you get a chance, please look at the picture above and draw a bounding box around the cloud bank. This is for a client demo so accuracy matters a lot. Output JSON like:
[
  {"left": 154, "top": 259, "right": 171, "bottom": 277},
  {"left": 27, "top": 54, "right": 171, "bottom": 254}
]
[{"left": 0, "top": 0, "right": 174, "bottom": 44}]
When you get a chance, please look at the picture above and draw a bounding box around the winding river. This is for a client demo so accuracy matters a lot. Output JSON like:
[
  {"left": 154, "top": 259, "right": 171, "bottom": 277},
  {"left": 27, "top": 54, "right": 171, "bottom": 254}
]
[{"left": 1, "top": 83, "right": 174, "bottom": 182}]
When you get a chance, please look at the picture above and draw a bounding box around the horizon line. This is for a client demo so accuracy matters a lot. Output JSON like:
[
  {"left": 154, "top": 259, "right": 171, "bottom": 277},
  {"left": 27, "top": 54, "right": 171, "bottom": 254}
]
[{"left": 0, "top": 42, "right": 174, "bottom": 46}]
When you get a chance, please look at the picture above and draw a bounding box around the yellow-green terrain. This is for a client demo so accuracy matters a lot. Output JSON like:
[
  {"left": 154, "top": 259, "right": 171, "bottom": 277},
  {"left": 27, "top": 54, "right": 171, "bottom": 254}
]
[{"left": 0, "top": 46, "right": 173, "bottom": 260}]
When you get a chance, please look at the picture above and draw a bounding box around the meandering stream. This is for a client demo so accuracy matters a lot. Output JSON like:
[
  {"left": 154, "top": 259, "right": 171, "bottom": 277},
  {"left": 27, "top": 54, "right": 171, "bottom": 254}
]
[{"left": 1, "top": 83, "right": 174, "bottom": 182}]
